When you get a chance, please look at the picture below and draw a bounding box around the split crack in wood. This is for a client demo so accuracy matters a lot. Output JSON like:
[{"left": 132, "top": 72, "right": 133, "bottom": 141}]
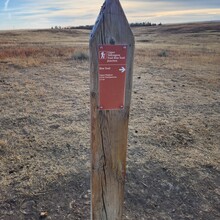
[{"left": 100, "top": 122, "right": 108, "bottom": 219}]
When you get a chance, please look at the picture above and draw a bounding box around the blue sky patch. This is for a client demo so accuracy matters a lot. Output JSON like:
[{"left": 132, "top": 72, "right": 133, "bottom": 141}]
[{"left": 0, "top": 0, "right": 220, "bottom": 30}]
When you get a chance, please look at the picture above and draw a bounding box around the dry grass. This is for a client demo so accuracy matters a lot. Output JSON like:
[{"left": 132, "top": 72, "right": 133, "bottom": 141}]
[
  {"left": 0, "top": 29, "right": 89, "bottom": 68},
  {"left": 0, "top": 47, "right": 76, "bottom": 60},
  {"left": 135, "top": 32, "right": 220, "bottom": 71},
  {"left": 0, "top": 46, "right": 76, "bottom": 67},
  {"left": 0, "top": 23, "right": 220, "bottom": 219}
]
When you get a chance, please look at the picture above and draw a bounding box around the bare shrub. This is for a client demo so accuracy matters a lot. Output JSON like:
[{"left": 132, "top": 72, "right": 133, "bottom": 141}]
[
  {"left": 72, "top": 51, "right": 89, "bottom": 61},
  {"left": 158, "top": 50, "right": 169, "bottom": 57}
]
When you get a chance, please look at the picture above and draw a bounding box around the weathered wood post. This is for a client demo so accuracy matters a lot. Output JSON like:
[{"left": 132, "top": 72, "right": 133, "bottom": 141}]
[{"left": 89, "top": 0, "right": 134, "bottom": 219}]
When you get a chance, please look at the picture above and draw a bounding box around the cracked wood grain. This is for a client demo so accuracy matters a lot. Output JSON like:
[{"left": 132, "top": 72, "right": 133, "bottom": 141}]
[{"left": 90, "top": 0, "right": 134, "bottom": 219}]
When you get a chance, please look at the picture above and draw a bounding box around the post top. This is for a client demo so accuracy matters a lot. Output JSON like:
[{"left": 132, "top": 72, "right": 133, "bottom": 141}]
[
  {"left": 106, "top": 0, "right": 118, "bottom": 2},
  {"left": 90, "top": 0, "right": 134, "bottom": 45},
  {"left": 105, "top": 0, "right": 120, "bottom": 6}
]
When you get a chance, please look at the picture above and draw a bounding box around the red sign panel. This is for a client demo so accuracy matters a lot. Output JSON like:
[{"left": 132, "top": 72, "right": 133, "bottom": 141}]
[{"left": 98, "top": 45, "right": 127, "bottom": 110}]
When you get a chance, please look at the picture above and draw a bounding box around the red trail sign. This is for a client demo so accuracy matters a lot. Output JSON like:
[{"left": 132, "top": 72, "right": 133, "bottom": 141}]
[{"left": 99, "top": 45, "right": 127, "bottom": 110}]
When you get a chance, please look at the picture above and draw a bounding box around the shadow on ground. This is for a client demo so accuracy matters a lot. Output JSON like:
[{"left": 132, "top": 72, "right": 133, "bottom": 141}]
[{"left": 1, "top": 160, "right": 219, "bottom": 220}]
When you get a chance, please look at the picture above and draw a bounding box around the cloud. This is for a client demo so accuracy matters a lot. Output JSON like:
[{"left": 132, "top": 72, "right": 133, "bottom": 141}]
[
  {"left": 121, "top": 0, "right": 220, "bottom": 23},
  {"left": 4, "top": 0, "right": 10, "bottom": 11},
  {"left": 0, "top": 0, "right": 220, "bottom": 30}
]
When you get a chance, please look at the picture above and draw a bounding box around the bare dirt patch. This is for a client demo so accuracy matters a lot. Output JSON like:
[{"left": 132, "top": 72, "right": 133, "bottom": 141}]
[{"left": 0, "top": 23, "right": 220, "bottom": 219}]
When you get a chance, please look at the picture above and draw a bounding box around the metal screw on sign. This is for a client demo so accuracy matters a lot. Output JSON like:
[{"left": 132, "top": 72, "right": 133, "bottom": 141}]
[{"left": 89, "top": 0, "right": 134, "bottom": 219}]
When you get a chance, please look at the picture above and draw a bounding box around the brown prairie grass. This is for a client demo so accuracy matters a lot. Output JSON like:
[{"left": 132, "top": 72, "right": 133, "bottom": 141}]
[
  {"left": 0, "top": 23, "right": 220, "bottom": 220},
  {"left": 0, "top": 29, "right": 89, "bottom": 69},
  {"left": 134, "top": 22, "right": 220, "bottom": 73},
  {"left": 135, "top": 46, "right": 220, "bottom": 72},
  {"left": 0, "top": 46, "right": 76, "bottom": 67}
]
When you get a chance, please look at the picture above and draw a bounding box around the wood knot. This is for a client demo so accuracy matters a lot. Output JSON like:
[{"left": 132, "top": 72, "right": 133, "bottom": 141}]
[
  {"left": 110, "top": 38, "right": 115, "bottom": 45},
  {"left": 91, "top": 92, "right": 96, "bottom": 98}
]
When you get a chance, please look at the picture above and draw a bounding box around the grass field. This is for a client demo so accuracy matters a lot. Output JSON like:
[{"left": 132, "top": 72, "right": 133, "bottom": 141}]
[{"left": 0, "top": 22, "right": 220, "bottom": 219}]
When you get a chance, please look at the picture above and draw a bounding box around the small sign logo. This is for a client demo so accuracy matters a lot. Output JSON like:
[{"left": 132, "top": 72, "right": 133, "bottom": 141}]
[{"left": 100, "top": 51, "right": 106, "bottom": 59}]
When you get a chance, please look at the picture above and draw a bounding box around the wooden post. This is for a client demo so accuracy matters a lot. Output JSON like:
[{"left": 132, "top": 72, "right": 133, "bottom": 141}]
[{"left": 89, "top": 0, "right": 134, "bottom": 219}]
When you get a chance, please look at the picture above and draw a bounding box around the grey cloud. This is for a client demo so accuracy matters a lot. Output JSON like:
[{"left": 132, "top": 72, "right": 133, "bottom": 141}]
[{"left": 123, "top": 0, "right": 220, "bottom": 7}]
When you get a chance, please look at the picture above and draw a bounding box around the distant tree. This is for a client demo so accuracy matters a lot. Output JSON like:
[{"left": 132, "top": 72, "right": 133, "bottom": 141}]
[{"left": 130, "top": 22, "right": 153, "bottom": 27}]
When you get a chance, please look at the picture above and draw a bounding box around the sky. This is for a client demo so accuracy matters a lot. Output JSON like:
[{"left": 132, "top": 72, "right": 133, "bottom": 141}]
[{"left": 0, "top": 0, "right": 220, "bottom": 30}]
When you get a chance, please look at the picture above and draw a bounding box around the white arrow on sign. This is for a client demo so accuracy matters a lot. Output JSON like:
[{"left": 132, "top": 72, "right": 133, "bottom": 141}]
[{"left": 119, "top": 67, "right": 126, "bottom": 73}]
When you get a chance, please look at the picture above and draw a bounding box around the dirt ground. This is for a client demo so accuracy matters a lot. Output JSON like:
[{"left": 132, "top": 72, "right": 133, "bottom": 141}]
[{"left": 0, "top": 22, "right": 220, "bottom": 219}]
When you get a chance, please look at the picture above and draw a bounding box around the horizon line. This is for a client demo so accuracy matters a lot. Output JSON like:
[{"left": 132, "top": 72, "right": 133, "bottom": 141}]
[{"left": 0, "top": 19, "right": 219, "bottom": 31}]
